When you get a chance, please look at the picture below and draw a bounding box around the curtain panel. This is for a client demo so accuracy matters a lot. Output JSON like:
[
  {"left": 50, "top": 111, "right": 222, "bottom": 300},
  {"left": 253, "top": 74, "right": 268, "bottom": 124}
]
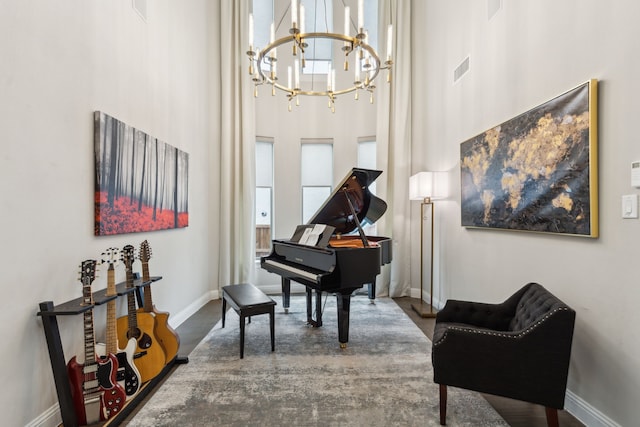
[
  {"left": 376, "top": 0, "right": 413, "bottom": 297},
  {"left": 217, "top": 0, "right": 256, "bottom": 288}
]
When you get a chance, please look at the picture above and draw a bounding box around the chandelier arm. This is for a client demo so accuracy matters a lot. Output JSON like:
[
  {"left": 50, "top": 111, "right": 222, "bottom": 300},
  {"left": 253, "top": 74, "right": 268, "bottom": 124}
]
[{"left": 255, "top": 32, "right": 383, "bottom": 97}]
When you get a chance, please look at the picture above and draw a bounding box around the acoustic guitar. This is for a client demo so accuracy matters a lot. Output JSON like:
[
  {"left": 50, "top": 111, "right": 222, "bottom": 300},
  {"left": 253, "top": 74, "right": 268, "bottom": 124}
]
[
  {"left": 95, "top": 248, "right": 141, "bottom": 399},
  {"left": 138, "top": 240, "right": 180, "bottom": 364},
  {"left": 116, "top": 245, "right": 166, "bottom": 383},
  {"left": 67, "top": 260, "right": 124, "bottom": 424}
]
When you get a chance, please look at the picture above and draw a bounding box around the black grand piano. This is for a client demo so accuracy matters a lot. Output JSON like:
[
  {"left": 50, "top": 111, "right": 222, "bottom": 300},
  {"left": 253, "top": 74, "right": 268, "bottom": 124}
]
[{"left": 260, "top": 168, "right": 392, "bottom": 348}]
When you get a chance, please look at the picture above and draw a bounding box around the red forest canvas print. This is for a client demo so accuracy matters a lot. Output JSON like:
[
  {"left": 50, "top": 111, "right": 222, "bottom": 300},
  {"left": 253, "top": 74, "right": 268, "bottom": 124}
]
[{"left": 94, "top": 111, "right": 189, "bottom": 236}]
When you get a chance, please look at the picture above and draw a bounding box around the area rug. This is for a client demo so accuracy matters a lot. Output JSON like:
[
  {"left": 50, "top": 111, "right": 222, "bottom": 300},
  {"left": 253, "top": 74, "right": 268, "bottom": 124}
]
[{"left": 127, "top": 295, "right": 507, "bottom": 426}]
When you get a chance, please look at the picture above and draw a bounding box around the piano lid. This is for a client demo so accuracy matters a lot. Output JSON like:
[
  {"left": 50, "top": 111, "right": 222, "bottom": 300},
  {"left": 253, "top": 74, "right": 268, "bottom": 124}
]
[{"left": 307, "top": 168, "right": 387, "bottom": 235}]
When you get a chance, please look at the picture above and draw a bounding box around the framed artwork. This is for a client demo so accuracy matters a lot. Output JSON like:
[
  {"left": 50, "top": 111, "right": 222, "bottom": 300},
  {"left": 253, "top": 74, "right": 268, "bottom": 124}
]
[
  {"left": 94, "top": 111, "right": 189, "bottom": 236},
  {"left": 460, "top": 79, "right": 598, "bottom": 237}
]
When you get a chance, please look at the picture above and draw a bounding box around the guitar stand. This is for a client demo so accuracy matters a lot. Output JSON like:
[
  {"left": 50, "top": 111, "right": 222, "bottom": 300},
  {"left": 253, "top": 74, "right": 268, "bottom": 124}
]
[{"left": 37, "top": 276, "right": 185, "bottom": 426}]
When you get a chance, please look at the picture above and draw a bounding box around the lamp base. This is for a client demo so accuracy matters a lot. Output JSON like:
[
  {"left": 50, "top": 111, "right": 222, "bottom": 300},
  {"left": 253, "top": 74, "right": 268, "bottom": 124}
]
[{"left": 411, "top": 301, "right": 438, "bottom": 318}]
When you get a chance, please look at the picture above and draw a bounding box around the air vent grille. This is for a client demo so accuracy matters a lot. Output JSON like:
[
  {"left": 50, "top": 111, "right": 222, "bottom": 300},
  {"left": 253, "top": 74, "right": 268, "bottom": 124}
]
[
  {"left": 488, "top": 0, "right": 502, "bottom": 20},
  {"left": 133, "top": 0, "right": 147, "bottom": 21},
  {"left": 454, "top": 56, "right": 470, "bottom": 83}
]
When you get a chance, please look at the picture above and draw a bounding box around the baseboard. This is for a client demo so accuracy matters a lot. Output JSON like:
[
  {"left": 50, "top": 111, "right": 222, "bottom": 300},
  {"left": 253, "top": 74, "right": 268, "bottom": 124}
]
[
  {"left": 406, "top": 289, "right": 620, "bottom": 427},
  {"left": 29, "top": 290, "right": 620, "bottom": 427},
  {"left": 28, "top": 289, "right": 218, "bottom": 427},
  {"left": 409, "top": 288, "right": 443, "bottom": 311},
  {"left": 170, "top": 289, "right": 218, "bottom": 328},
  {"left": 565, "top": 389, "right": 620, "bottom": 427},
  {"left": 25, "top": 403, "right": 60, "bottom": 427}
]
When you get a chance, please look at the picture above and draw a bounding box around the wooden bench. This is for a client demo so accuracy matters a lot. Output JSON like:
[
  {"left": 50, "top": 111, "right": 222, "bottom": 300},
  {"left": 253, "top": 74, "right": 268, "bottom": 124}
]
[{"left": 221, "top": 283, "right": 276, "bottom": 358}]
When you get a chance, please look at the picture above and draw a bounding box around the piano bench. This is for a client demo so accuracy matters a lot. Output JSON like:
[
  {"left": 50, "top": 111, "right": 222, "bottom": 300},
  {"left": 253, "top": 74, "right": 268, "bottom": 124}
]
[{"left": 221, "top": 283, "right": 277, "bottom": 359}]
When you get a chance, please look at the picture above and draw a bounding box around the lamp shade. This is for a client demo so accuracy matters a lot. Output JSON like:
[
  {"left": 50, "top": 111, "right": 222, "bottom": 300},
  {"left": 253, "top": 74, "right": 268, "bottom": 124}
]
[{"left": 410, "top": 171, "right": 448, "bottom": 201}]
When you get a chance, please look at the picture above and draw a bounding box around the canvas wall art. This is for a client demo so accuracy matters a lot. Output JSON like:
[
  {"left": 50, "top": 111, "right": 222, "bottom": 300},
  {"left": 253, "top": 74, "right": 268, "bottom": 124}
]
[
  {"left": 94, "top": 111, "right": 189, "bottom": 236},
  {"left": 460, "top": 79, "right": 598, "bottom": 237}
]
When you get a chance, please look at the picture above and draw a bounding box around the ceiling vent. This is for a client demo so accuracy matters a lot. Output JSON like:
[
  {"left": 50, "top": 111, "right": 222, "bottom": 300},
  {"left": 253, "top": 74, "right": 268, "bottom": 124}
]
[
  {"left": 453, "top": 56, "right": 470, "bottom": 83},
  {"left": 488, "top": 0, "right": 502, "bottom": 20},
  {"left": 133, "top": 0, "right": 147, "bottom": 21}
]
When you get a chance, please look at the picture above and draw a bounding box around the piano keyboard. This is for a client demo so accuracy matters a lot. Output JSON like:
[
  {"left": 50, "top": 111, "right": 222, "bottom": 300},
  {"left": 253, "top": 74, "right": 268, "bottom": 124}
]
[{"left": 262, "top": 259, "right": 321, "bottom": 282}]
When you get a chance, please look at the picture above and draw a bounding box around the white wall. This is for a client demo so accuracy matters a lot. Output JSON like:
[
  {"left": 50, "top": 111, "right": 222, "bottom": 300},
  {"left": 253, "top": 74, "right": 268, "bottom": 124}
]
[
  {"left": 413, "top": 1, "right": 640, "bottom": 425},
  {"left": 9, "top": 0, "right": 637, "bottom": 424},
  {"left": 0, "top": 1, "right": 217, "bottom": 425}
]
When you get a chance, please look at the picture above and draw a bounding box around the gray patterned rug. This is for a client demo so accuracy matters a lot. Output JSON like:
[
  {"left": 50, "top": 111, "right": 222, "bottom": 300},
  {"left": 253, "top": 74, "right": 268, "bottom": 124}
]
[{"left": 127, "top": 295, "right": 507, "bottom": 426}]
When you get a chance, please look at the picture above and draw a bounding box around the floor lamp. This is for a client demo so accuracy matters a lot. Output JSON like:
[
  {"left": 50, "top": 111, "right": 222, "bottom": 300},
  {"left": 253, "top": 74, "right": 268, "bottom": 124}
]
[{"left": 410, "top": 172, "right": 439, "bottom": 318}]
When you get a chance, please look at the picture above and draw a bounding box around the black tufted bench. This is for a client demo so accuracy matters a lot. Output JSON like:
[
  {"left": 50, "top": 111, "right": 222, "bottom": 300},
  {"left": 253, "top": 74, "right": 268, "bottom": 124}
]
[
  {"left": 221, "top": 283, "right": 276, "bottom": 358},
  {"left": 432, "top": 282, "right": 575, "bottom": 427}
]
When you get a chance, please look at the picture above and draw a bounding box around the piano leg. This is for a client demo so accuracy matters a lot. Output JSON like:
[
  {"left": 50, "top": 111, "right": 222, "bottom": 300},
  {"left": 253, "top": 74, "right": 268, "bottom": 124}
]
[
  {"left": 315, "top": 289, "right": 323, "bottom": 326},
  {"left": 306, "top": 287, "right": 323, "bottom": 327},
  {"left": 368, "top": 283, "right": 376, "bottom": 303},
  {"left": 306, "top": 288, "right": 312, "bottom": 324},
  {"left": 281, "top": 278, "right": 291, "bottom": 314},
  {"left": 336, "top": 292, "right": 351, "bottom": 348}
]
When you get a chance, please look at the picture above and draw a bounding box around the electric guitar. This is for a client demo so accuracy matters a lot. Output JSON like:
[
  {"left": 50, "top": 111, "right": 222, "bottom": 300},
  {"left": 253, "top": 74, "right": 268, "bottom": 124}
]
[
  {"left": 95, "top": 248, "right": 141, "bottom": 399},
  {"left": 67, "top": 260, "right": 123, "bottom": 424},
  {"left": 116, "top": 244, "right": 166, "bottom": 382},
  {"left": 138, "top": 240, "right": 180, "bottom": 364}
]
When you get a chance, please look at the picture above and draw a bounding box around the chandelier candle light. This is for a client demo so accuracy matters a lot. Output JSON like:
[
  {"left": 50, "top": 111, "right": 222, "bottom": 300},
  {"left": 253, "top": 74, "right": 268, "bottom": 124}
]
[{"left": 247, "top": 0, "right": 393, "bottom": 112}]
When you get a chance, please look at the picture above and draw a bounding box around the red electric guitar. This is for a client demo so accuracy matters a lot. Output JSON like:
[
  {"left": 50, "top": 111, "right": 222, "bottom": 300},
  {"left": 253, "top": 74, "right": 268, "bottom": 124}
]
[
  {"left": 116, "top": 245, "right": 166, "bottom": 382},
  {"left": 67, "top": 260, "right": 124, "bottom": 424},
  {"left": 138, "top": 240, "right": 180, "bottom": 364},
  {"left": 95, "top": 248, "right": 141, "bottom": 399}
]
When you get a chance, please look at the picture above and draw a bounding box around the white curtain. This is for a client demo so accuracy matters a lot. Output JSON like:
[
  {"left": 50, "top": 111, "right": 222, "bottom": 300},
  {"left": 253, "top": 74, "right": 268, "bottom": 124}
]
[
  {"left": 217, "top": 0, "right": 256, "bottom": 287},
  {"left": 376, "top": 0, "right": 412, "bottom": 297}
]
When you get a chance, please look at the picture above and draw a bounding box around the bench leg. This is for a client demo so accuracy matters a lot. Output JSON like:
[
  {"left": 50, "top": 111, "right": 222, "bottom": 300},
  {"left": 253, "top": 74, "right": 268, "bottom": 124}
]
[
  {"left": 222, "top": 297, "right": 227, "bottom": 328},
  {"left": 239, "top": 314, "right": 245, "bottom": 359},
  {"left": 270, "top": 307, "right": 275, "bottom": 352}
]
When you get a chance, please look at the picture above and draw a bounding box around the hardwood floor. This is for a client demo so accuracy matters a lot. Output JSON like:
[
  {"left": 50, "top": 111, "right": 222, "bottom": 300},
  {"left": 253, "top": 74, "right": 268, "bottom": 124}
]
[{"left": 123, "top": 295, "right": 584, "bottom": 426}]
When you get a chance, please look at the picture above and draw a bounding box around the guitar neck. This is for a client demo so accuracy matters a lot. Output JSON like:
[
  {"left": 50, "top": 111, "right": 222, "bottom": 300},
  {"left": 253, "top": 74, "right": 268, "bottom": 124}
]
[
  {"left": 81, "top": 275, "right": 98, "bottom": 377},
  {"left": 105, "top": 267, "right": 118, "bottom": 354},
  {"left": 126, "top": 269, "right": 139, "bottom": 334},
  {"left": 141, "top": 262, "right": 153, "bottom": 310},
  {"left": 83, "top": 309, "right": 97, "bottom": 366},
  {"left": 141, "top": 262, "right": 151, "bottom": 283}
]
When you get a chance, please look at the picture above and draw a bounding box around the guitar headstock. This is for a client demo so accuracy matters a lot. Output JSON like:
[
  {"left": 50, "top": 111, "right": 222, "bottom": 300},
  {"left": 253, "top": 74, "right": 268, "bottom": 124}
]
[
  {"left": 122, "top": 244, "right": 136, "bottom": 271},
  {"left": 139, "top": 240, "right": 152, "bottom": 263},
  {"left": 80, "top": 259, "right": 98, "bottom": 284},
  {"left": 101, "top": 247, "right": 122, "bottom": 269},
  {"left": 79, "top": 260, "right": 97, "bottom": 305}
]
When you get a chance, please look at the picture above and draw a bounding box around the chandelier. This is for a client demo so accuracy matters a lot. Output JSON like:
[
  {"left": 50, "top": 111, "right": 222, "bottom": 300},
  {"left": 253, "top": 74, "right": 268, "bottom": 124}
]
[{"left": 247, "top": 0, "right": 393, "bottom": 112}]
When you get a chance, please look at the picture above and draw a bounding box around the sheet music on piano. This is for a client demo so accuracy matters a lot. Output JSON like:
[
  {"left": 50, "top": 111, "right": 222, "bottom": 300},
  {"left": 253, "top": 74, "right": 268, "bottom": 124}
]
[{"left": 290, "top": 224, "right": 335, "bottom": 247}]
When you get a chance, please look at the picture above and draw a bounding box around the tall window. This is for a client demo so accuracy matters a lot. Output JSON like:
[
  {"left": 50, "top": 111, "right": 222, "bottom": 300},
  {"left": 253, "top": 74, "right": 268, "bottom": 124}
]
[
  {"left": 252, "top": 0, "right": 378, "bottom": 76},
  {"left": 301, "top": 141, "right": 333, "bottom": 223},
  {"left": 301, "top": 0, "right": 333, "bottom": 75},
  {"left": 252, "top": 0, "right": 272, "bottom": 50},
  {"left": 256, "top": 139, "right": 274, "bottom": 257}
]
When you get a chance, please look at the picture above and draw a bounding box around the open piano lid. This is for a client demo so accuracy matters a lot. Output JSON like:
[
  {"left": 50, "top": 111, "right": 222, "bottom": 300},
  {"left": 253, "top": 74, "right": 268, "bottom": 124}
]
[{"left": 307, "top": 168, "right": 387, "bottom": 235}]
